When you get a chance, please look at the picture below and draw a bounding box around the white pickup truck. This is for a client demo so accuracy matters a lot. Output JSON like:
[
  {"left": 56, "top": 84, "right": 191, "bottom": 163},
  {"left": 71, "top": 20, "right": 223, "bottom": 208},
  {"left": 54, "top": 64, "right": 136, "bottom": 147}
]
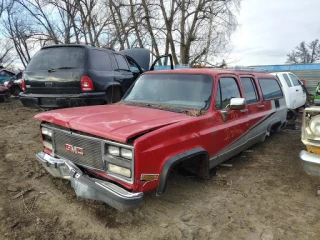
[{"left": 271, "top": 72, "right": 306, "bottom": 110}]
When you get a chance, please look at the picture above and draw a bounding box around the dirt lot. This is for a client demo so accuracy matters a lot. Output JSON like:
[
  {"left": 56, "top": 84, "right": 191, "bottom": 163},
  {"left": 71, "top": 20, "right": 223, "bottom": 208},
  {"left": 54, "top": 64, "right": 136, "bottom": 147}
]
[{"left": 0, "top": 99, "right": 320, "bottom": 240}]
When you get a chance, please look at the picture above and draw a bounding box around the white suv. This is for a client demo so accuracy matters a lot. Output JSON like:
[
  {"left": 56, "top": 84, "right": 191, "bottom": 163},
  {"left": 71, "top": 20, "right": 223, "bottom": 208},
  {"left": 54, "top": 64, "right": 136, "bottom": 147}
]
[{"left": 271, "top": 72, "right": 306, "bottom": 110}]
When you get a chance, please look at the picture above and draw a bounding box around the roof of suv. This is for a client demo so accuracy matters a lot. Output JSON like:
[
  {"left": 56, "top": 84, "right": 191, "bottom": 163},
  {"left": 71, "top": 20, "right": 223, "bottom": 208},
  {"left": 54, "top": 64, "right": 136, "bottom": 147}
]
[
  {"left": 145, "top": 68, "right": 276, "bottom": 78},
  {"left": 41, "top": 44, "right": 115, "bottom": 52}
]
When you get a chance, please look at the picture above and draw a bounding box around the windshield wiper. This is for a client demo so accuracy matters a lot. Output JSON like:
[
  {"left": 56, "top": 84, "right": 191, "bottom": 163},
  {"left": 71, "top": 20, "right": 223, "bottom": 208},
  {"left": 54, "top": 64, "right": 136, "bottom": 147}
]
[
  {"left": 122, "top": 101, "right": 182, "bottom": 112},
  {"left": 199, "top": 95, "right": 212, "bottom": 114},
  {"left": 114, "top": 68, "right": 131, "bottom": 72},
  {"left": 48, "top": 67, "right": 76, "bottom": 72}
]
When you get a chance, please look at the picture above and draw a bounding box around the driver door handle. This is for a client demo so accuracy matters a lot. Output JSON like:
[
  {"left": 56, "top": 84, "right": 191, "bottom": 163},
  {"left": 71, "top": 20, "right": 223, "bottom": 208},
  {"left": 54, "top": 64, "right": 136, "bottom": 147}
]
[
  {"left": 258, "top": 105, "right": 265, "bottom": 109},
  {"left": 296, "top": 89, "right": 299, "bottom": 92},
  {"left": 240, "top": 109, "right": 248, "bottom": 113}
]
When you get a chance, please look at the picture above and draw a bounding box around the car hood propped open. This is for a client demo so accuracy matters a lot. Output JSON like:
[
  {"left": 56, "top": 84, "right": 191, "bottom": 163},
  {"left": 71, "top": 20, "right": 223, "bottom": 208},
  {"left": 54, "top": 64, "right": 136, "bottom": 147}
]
[{"left": 35, "top": 104, "right": 191, "bottom": 143}]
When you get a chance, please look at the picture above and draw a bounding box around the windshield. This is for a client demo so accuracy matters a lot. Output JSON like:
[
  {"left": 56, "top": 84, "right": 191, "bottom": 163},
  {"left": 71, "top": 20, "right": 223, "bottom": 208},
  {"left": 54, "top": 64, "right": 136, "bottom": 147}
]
[
  {"left": 122, "top": 73, "right": 213, "bottom": 110},
  {"left": 26, "top": 47, "right": 85, "bottom": 71}
]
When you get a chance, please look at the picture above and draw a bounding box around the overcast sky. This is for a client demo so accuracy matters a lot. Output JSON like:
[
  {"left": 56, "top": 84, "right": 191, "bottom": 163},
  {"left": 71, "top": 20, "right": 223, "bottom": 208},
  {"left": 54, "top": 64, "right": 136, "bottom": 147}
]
[{"left": 229, "top": 0, "right": 320, "bottom": 66}]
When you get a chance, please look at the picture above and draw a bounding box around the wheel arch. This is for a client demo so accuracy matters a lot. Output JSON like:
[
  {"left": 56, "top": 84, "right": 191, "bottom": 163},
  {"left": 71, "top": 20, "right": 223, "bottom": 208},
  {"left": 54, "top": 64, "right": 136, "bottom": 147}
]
[
  {"left": 267, "top": 118, "right": 282, "bottom": 132},
  {"left": 156, "top": 148, "right": 210, "bottom": 196},
  {"left": 105, "top": 82, "right": 124, "bottom": 103}
]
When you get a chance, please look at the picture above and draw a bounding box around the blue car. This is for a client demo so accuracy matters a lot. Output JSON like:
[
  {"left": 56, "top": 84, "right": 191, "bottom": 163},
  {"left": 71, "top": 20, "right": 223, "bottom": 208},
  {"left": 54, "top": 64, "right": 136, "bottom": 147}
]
[{"left": 0, "top": 69, "right": 16, "bottom": 84}]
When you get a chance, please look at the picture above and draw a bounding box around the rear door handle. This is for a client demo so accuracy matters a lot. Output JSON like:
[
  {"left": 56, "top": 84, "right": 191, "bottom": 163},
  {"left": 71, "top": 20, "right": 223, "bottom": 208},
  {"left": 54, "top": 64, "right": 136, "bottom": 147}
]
[
  {"left": 296, "top": 89, "right": 299, "bottom": 91},
  {"left": 258, "top": 105, "right": 264, "bottom": 109},
  {"left": 240, "top": 109, "right": 248, "bottom": 113}
]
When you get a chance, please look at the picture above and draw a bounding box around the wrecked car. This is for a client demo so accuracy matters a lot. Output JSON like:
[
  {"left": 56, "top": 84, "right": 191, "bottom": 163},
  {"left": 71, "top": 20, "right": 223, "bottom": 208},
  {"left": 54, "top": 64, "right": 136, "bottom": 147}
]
[
  {"left": 19, "top": 44, "right": 173, "bottom": 109},
  {"left": 300, "top": 106, "right": 320, "bottom": 176},
  {"left": 271, "top": 72, "right": 306, "bottom": 120},
  {"left": 0, "top": 85, "right": 10, "bottom": 102},
  {"left": 4, "top": 78, "right": 22, "bottom": 96},
  {"left": 0, "top": 69, "right": 16, "bottom": 85},
  {"left": 34, "top": 68, "right": 287, "bottom": 211}
]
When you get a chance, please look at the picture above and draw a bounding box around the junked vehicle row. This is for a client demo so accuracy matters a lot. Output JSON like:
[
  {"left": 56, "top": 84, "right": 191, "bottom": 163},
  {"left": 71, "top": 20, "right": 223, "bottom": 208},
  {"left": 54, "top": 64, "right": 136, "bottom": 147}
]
[{"left": 11, "top": 43, "right": 317, "bottom": 212}]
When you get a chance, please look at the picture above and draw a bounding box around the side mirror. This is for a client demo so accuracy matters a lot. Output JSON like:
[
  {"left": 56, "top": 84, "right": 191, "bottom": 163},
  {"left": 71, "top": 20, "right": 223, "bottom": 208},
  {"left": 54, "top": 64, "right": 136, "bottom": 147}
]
[{"left": 229, "top": 98, "right": 246, "bottom": 110}]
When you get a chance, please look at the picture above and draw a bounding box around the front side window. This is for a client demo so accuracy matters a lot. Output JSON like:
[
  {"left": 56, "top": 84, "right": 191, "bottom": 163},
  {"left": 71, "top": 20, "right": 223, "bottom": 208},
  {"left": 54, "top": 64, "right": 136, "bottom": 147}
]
[
  {"left": 114, "top": 54, "right": 130, "bottom": 71},
  {"left": 27, "top": 47, "right": 85, "bottom": 71},
  {"left": 259, "top": 78, "right": 283, "bottom": 100},
  {"left": 288, "top": 73, "right": 301, "bottom": 86},
  {"left": 240, "top": 77, "right": 259, "bottom": 104},
  {"left": 90, "top": 50, "right": 113, "bottom": 71},
  {"left": 123, "top": 74, "right": 213, "bottom": 110},
  {"left": 282, "top": 74, "right": 292, "bottom": 87},
  {"left": 215, "top": 77, "right": 241, "bottom": 109}
]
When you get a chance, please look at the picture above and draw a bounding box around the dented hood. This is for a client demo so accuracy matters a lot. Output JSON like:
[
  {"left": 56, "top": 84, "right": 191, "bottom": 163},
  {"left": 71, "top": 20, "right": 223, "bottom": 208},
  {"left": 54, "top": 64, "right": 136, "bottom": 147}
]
[{"left": 35, "top": 104, "right": 191, "bottom": 143}]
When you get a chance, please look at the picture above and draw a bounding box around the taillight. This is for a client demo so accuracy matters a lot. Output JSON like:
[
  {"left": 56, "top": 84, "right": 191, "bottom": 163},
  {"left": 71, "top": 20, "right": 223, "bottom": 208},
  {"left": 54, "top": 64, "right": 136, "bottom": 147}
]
[
  {"left": 81, "top": 76, "right": 94, "bottom": 92},
  {"left": 21, "top": 78, "right": 26, "bottom": 92}
]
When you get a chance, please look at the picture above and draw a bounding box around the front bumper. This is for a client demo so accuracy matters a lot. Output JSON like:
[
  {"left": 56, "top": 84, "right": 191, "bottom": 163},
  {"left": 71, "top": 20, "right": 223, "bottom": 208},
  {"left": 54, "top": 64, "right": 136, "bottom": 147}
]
[
  {"left": 314, "top": 98, "right": 320, "bottom": 105},
  {"left": 299, "top": 150, "right": 320, "bottom": 176},
  {"left": 0, "top": 92, "right": 9, "bottom": 99},
  {"left": 36, "top": 152, "right": 143, "bottom": 211},
  {"left": 19, "top": 92, "right": 105, "bottom": 109}
]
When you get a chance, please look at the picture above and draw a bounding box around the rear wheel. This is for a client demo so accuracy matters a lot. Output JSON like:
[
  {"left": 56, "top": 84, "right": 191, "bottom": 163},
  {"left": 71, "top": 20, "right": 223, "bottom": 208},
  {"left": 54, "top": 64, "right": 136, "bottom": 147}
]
[{"left": 105, "top": 86, "right": 122, "bottom": 104}]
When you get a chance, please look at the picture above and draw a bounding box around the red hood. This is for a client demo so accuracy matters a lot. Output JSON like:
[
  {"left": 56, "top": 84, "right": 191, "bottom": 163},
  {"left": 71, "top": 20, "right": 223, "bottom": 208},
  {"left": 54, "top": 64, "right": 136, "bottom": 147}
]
[{"left": 34, "top": 104, "right": 191, "bottom": 143}]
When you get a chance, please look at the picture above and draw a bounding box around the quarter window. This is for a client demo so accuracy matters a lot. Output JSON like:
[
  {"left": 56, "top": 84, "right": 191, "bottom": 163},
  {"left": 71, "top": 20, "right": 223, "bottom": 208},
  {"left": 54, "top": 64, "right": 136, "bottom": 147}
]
[
  {"left": 90, "top": 50, "right": 112, "bottom": 71},
  {"left": 240, "top": 77, "right": 259, "bottom": 104},
  {"left": 288, "top": 73, "right": 301, "bottom": 86},
  {"left": 282, "top": 74, "right": 292, "bottom": 87},
  {"left": 259, "top": 78, "right": 283, "bottom": 100},
  {"left": 215, "top": 77, "right": 241, "bottom": 109}
]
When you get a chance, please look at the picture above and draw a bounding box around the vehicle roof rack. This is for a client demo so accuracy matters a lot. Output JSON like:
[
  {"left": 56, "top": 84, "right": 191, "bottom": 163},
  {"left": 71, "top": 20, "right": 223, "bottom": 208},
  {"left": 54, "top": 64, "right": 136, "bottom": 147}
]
[{"left": 231, "top": 66, "right": 269, "bottom": 73}]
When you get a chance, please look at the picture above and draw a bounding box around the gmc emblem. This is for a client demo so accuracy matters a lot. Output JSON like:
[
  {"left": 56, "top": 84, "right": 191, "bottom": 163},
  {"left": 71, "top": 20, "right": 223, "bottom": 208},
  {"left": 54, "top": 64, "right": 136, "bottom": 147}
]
[{"left": 64, "top": 144, "right": 83, "bottom": 156}]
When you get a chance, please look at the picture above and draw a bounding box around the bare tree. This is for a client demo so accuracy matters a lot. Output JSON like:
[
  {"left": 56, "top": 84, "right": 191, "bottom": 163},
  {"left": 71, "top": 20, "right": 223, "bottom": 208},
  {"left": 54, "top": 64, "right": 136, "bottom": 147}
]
[
  {"left": 2, "top": 2, "right": 33, "bottom": 67},
  {"left": 0, "top": 0, "right": 241, "bottom": 68},
  {"left": 178, "top": 0, "right": 240, "bottom": 65},
  {"left": 0, "top": 39, "right": 15, "bottom": 67},
  {"left": 286, "top": 39, "right": 320, "bottom": 64}
]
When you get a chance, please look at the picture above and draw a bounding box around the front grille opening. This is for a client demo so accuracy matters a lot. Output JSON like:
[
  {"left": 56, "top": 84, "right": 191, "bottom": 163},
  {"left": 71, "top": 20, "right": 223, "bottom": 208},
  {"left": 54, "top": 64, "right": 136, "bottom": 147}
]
[{"left": 53, "top": 129, "right": 104, "bottom": 170}]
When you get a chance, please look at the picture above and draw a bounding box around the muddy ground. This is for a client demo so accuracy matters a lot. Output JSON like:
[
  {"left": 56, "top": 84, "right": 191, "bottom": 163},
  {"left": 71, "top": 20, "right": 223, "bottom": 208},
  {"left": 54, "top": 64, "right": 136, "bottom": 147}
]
[{"left": 0, "top": 99, "right": 319, "bottom": 240}]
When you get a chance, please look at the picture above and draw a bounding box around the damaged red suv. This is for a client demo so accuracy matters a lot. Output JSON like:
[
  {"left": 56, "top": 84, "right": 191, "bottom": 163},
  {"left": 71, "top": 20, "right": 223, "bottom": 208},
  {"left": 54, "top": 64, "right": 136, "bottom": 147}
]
[{"left": 35, "top": 68, "right": 287, "bottom": 211}]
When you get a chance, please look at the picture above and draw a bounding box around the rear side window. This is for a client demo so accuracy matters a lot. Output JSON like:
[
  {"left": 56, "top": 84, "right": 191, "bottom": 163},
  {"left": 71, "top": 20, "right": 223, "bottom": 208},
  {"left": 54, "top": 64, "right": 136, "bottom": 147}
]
[
  {"left": 240, "top": 77, "right": 259, "bottom": 104},
  {"left": 90, "top": 50, "right": 113, "bottom": 71},
  {"left": 282, "top": 74, "right": 292, "bottom": 87},
  {"left": 288, "top": 73, "right": 301, "bottom": 86},
  {"left": 27, "top": 47, "right": 85, "bottom": 71},
  {"left": 259, "top": 78, "right": 283, "bottom": 100},
  {"left": 114, "top": 54, "right": 130, "bottom": 70},
  {"left": 215, "top": 77, "right": 241, "bottom": 109}
]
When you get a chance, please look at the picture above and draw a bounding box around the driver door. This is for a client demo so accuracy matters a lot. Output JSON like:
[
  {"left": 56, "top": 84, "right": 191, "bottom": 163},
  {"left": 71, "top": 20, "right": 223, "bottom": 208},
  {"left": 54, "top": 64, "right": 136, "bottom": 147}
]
[
  {"left": 150, "top": 54, "right": 174, "bottom": 71},
  {"left": 213, "top": 76, "right": 250, "bottom": 164}
]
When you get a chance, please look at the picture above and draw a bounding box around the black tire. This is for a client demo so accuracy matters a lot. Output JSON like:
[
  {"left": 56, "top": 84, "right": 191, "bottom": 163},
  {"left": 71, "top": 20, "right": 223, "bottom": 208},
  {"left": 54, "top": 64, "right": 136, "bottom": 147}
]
[
  {"left": 275, "top": 123, "right": 285, "bottom": 133},
  {"left": 105, "top": 86, "right": 122, "bottom": 104},
  {"left": 11, "top": 86, "right": 21, "bottom": 97}
]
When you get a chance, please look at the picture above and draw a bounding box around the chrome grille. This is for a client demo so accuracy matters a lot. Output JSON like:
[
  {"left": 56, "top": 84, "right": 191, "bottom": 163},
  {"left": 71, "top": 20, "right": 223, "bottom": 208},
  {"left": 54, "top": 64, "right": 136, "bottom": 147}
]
[{"left": 53, "top": 129, "right": 103, "bottom": 170}]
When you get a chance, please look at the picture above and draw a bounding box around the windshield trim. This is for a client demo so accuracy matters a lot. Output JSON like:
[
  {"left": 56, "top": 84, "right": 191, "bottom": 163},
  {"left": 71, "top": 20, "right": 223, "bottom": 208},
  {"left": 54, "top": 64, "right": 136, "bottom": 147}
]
[{"left": 122, "top": 73, "right": 214, "bottom": 111}]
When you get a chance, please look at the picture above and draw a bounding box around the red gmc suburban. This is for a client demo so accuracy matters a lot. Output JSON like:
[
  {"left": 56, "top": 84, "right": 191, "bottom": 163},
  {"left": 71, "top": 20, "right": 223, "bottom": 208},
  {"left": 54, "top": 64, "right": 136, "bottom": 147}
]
[{"left": 35, "top": 68, "right": 287, "bottom": 211}]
